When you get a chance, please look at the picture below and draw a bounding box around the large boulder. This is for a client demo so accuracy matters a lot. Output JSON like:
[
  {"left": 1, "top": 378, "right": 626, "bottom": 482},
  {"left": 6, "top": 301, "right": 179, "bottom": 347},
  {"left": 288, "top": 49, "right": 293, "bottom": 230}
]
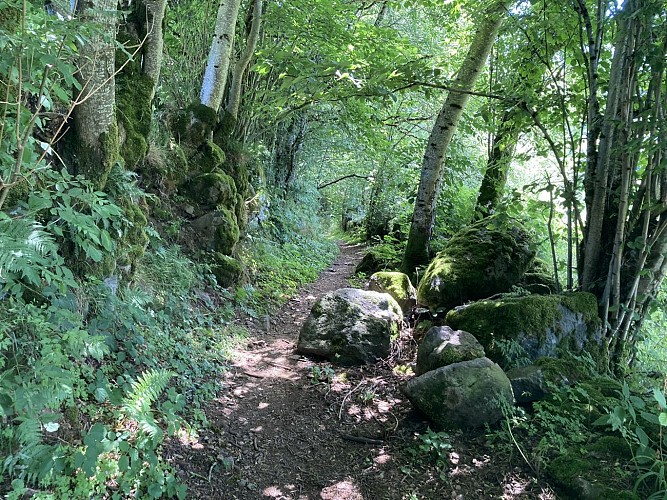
[
  {"left": 417, "top": 218, "right": 535, "bottom": 311},
  {"left": 368, "top": 271, "right": 417, "bottom": 313},
  {"left": 297, "top": 288, "right": 402, "bottom": 365},
  {"left": 445, "top": 292, "right": 605, "bottom": 365},
  {"left": 415, "top": 326, "right": 485, "bottom": 375},
  {"left": 404, "top": 357, "right": 514, "bottom": 428}
]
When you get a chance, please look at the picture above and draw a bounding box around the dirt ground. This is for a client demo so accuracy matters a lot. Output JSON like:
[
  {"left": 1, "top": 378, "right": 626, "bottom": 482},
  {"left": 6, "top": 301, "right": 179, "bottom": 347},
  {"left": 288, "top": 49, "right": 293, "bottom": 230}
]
[{"left": 167, "top": 243, "right": 558, "bottom": 499}]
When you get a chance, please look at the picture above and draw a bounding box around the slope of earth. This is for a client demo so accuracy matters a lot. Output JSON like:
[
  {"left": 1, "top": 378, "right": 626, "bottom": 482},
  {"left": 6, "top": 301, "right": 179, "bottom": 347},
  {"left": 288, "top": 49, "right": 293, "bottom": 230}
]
[{"left": 167, "top": 243, "right": 556, "bottom": 499}]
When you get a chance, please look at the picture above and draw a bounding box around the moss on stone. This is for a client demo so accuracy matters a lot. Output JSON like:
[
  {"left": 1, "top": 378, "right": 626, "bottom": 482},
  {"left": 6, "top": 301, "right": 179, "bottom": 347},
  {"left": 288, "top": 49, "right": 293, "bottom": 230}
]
[
  {"left": 588, "top": 436, "right": 631, "bottom": 461},
  {"left": 212, "top": 253, "right": 244, "bottom": 287},
  {"left": 188, "top": 140, "right": 226, "bottom": 174},
  {"left": 184, "top": 170, "right": 237, "bottom": 208},
  {"left": 417, "top": 218, "right": 536, "bottom": 310},
  {"left": 518, "top": 258, "right": 557, "bottom": 294},
  {"left": 213, "top": 207, "right": 240, "bottom": 255},
  {"left": 175, "top": 103, "right": 218, "bottom": 144},
  {"left": 548, "top": 452, "right": 638, "bottom": 499},
  {"left": 445, "top": 293, "right": 602, "bottom": 364}
]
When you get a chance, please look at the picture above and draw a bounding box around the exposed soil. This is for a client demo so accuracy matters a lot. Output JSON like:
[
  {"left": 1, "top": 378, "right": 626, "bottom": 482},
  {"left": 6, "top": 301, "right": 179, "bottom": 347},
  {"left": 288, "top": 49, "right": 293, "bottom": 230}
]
[{"left": 168, "top": 243, "right": 557, "bottom": 499}]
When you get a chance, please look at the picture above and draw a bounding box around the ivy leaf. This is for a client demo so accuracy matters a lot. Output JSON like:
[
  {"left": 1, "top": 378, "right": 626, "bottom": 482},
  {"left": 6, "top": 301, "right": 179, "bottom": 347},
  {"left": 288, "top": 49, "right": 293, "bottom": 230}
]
[{"left": 653, "top": 388, "right": 666, "bottom": 409}]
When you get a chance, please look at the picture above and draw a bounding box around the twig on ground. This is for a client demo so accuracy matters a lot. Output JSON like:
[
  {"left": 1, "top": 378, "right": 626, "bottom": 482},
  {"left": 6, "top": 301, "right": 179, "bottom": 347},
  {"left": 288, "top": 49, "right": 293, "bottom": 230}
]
[{"left": 340, "top": 433, "right": 384, "bottom": 445}]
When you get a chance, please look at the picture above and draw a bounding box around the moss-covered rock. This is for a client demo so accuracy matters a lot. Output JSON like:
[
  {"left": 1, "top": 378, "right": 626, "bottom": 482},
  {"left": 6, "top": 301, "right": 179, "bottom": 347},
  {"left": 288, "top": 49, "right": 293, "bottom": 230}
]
[
  {"left": 175, "top": 103, "right": 218, "bottom": 145},
  {"left": 211, "top": 253, "right": 244, "bottom": 287},
  {"left": 297, "top": 288, "right": 403, "bottom": 365},
  {"left": 184, "top": 170, "right": 237, "bottom": 208},
  {"left": 547, "top": 452, "right": 638, "bottom": 499},
  {"left": 517, "top": 258, "right": 557, "bottom": 294},
  {"left": 417, "top": 218, "right": 536, "bottom": 311},
  {"left": 404, "top": 357, "right": 514, "bottom": 428},
  {"left": 189, "top": 140, "right": 226, "bottom": 174},
  {"left": 415, "top": 326, "right": 485, "bottom": 375},
  {"left": 355, "top": 247, "right": 401, "bottom": 275},
  {"left": 368, "top": 271, "right": 417, "bottom": 313},
  {"left": 213, "top": 208, "right": 240, "bottom": 255},
  {"left": 445, "top": 293, "right": 604, "bottom": 365},
  {"left": 189, "top": 208, "right": 240, "bottom": 256}
]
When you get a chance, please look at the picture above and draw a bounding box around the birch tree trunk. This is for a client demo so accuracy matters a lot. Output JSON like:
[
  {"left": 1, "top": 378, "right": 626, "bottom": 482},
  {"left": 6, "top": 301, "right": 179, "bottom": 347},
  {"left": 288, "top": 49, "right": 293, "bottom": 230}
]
[
  {"left": 73, "top": 0, "right": 119, "bottom": 189},
  {"left": 401, "top": 0, "right": 510, "bottom": 274},
  {"left": 201, "top": 0, "right": 243, "bottom": 112}
]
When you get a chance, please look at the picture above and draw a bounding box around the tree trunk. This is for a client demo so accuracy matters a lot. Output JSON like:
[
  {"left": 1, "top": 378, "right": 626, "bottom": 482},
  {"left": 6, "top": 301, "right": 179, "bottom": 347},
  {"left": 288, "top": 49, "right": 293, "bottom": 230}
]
[
  {"left": 271, "top": 114, "right": 308, "bottom": 195},
  {"left": 72, "top": 0, "right": 119, "bottom": 189},
  {"left": 141, "top": 0, "right": 168, "bottom": 100},
  {"left": 226, "top": 0, "right": 263, "bottom": 122},
  {"left": 474, "top": 108, "right": 520, "bottom": 218},
  {"left": 401, "top": 0, "right": 510, "bottom": 274},
  {"left": 200, "top": 0, "right": 243, "bottom": 112}
]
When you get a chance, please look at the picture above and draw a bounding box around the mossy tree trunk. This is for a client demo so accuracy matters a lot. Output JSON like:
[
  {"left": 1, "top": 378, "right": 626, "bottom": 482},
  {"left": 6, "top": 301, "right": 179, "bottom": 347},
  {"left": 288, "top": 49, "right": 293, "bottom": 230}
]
[
  {"left": 401, "top": 0, "right": 510, "bottom": 275},
  {"left": 115, "top": 0, "right": 167, "bottom": 168},
  {"left": 474, "top": 108, "right": 520, "bottom": 218},
  {"left": 72, "top": 0, "right": 119, "bottom": 189},
  {"left": 271, "top": 113, "right": 308, "bottom": 196}
]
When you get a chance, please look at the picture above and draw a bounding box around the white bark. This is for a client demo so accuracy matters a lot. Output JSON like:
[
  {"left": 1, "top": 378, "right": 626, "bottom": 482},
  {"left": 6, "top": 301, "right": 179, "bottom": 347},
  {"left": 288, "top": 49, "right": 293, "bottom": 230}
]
[{"left": 200, "top": 0, "right": 243, "bottom": 112}]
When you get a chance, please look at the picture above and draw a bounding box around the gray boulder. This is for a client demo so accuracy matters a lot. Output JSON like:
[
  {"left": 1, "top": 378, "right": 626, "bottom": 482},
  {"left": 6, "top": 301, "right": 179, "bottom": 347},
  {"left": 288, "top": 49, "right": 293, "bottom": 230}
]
[
  {"left": 404, "top": 357, "right": 514, "bottom": 428},
  {"left": 368, "top": 271, "right": 417, "bottom": 313},
  {"left": 445, "top": 292, "right": 605, "bottom": 365},
  {"left": 506, "top": 365, "right": 547, "bottom": 403},
  {"left": 416, "top": 326, "right": 485, "bottom": 375},
  {"left": 297, "top": 288, "right": 402, "bottom": 365}
]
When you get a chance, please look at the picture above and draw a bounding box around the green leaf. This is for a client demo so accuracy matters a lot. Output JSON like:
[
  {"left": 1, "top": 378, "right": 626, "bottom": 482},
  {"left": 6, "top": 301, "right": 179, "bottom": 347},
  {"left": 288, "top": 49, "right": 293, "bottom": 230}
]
[
  {"left": 635, "top": 425, "right": 649, "bottom": 446},
  {"left": 659, "top": 412, "right": 667, "bottom": 427},
  {"left": 653, "top": 388, "right": 666, "bottom": 409}
]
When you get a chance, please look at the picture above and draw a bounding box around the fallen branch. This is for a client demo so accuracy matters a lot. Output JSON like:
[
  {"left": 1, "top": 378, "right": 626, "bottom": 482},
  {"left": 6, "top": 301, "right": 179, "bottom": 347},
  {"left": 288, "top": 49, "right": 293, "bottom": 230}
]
[{"left": 340, "top": 433, "right": 384, "bottom": 445}]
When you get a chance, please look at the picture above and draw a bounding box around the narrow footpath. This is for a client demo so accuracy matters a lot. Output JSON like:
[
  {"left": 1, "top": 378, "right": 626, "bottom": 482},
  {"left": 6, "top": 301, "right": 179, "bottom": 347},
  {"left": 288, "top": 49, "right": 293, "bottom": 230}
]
[{"left": 168, "top": 243, "right": 555, "bottom": 499}]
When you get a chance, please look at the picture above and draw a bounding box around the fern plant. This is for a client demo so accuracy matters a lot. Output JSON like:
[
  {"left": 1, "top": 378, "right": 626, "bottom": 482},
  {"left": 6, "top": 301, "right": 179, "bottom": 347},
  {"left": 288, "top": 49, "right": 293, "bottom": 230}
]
[{"left": 0, "top": 216, "right": 76, "bottom": 298}]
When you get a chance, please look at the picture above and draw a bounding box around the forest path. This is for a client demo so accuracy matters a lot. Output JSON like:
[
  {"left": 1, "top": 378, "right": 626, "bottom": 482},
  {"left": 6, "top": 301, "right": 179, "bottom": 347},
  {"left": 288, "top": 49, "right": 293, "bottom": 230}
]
[{"left": 170, "top": 243, "right": 554, "bottom": 499}]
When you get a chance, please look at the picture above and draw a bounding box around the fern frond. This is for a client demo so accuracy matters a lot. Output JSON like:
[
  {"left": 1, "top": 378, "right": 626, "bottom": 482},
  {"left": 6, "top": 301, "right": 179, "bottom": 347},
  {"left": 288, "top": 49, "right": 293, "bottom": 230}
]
[
  {"left": 123, "top": 368, "right": 173, "bottom": 418},
  {"left": 0, "top": 218, "right": 58, "bottom": 284}
]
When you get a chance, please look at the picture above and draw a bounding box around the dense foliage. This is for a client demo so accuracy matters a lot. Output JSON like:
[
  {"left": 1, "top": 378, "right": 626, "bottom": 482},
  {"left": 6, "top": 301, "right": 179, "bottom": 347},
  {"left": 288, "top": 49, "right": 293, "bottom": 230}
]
[{"left": 2, "top": 0, "right": 667, "bottom": 496}]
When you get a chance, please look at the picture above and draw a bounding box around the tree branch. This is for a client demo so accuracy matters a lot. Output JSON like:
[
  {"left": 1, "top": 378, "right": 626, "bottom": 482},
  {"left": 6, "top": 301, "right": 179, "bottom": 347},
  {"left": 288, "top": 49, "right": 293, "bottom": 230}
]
[{"left": 317, "top": 174, "right": 369, "bottom": 190}]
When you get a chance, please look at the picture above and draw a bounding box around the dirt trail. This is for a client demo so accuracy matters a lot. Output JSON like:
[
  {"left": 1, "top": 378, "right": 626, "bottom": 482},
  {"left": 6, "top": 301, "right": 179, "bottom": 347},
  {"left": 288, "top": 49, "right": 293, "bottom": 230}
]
[{"left": 170, "top": 243, "right": 555, "bottom": 499}]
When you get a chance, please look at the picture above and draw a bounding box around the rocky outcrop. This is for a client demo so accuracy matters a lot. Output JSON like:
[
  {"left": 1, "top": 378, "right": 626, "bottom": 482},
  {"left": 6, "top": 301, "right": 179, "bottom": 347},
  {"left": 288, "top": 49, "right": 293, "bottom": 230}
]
[
  {"left": 297, "top": 288, "right": 402, "bottom": 365},
  {"left": 417, "top": 218, "right": 535, "bottom": 311},
  {"left": 415, "top": 326, "right": 485, "bottom": 375},
  {"left": 368, "top": 271, "right": 417, "bottom": 313},
  {"left": 404, "top": 357, "right": 514, "bottom": 428},
  {"left": 445, "top": 292, "right": 605, "bottom": 365}
]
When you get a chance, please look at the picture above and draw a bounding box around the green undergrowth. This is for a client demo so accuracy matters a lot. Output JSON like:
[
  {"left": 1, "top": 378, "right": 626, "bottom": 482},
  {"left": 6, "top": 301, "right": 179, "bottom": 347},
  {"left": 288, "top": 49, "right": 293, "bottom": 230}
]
[
  {"left": 488, "top": 352, "right": 667, "bottom": 499},
  {"left": 240, "top": 195, "right": 339, "bottom": 315},
  {"left": 0, "top": 234, "right": 245, "bottom": 498}
]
